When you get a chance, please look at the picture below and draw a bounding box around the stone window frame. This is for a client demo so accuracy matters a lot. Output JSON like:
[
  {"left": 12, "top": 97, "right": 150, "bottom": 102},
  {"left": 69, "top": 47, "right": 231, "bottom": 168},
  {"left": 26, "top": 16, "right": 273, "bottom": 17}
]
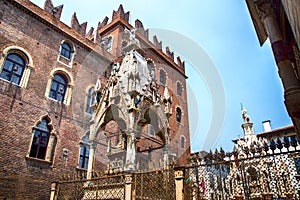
[
  {"left": 106, "top": 35, "right": 113, "bottom": 52},
  {"left": 176, "top": 81, "right": 183, "bottom": 97},
  {"left": 0, "top": 46, "right": 34, "bottom": 88},
  {"left": 26, "top": 115, "right": 57, "bottom": 163},
  {"left": 175, "top": 106, "right": 183, "bottom": 124},
  {"left": 159, "top": 68, "right": 167, "bottom": 86},
  {"left": 78, "top": 132, "right": 90, "bottom": 170},
  {"left": 85, "top": 85, "right": 96, "bottom": 114},
  {"left": 45, "top": 68, "right": 74, "bottom": 105},
  {"left": 57, "top": 40, "right": 76, "bottom": 67},
  {"left": 180, "top": 135, "right": 186, "bottom": 149},
  {"left": 146, "top": 58, "right": 156, "bottom": 80}
]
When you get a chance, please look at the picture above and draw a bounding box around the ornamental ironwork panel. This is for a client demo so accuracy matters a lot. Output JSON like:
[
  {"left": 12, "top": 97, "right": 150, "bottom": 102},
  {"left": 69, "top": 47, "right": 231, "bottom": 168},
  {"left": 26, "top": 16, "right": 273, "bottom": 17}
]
[
  {"left": 56, "top": 174, "right": 125, "bottom": 200},
  {"left": 133, "top": 169, "right": 176, "bottom": 200}
]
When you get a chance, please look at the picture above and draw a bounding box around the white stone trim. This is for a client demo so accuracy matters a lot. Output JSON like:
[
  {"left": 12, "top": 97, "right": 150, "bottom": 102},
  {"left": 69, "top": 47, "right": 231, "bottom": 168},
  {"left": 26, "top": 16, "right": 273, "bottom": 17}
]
[{"left": 57, "top": 39, "right": 76, "bottom": 67}]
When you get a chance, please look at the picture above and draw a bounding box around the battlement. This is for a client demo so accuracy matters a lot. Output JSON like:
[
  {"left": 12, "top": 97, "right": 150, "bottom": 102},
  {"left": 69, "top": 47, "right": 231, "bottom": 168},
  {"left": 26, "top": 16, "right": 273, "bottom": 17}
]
[{"left": 31, "top": 0, "right": 186, "bottom": 70}]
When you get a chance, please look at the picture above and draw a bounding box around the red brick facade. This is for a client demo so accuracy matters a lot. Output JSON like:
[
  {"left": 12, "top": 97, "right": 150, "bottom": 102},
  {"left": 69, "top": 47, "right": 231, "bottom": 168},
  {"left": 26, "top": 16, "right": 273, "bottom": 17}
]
[{"left": 0, "top": 0, "right": 190, "bottom": 199}]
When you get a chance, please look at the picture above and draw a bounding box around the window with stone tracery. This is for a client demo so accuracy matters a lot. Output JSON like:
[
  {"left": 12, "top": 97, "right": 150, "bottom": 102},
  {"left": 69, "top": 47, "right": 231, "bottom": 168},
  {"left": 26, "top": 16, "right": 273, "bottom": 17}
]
[{"left": 29, "top": 119, "right": 50, "bottom": 159}]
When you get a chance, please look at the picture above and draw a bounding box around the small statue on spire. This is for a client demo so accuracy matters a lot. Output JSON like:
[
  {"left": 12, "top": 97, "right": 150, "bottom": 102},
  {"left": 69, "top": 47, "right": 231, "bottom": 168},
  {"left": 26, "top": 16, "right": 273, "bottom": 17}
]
[{"left": 241, "top": 103, "right": 251, "bottom": 123}]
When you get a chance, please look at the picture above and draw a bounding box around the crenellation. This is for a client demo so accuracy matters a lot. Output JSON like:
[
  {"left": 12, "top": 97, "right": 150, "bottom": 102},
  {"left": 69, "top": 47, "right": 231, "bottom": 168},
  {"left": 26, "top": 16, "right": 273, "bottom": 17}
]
[
  {"left": 79, "top": 22, "right": 87, "bottom": 36},
  {"left": 153, "top": 35, "right": 162, "bottom": 50},
  {"left": 43, "top": 0, "right": 53, "bottom": 13},
  {"left": 135, "top": 19, "right": 149, "bottom": 39},
  {"left": 176, "top": 56, "right": 184, "bottom": 68},
  {"left": 166, "top": 46, "right": 174, "bottom": 60},
  {"left": 112, "top": 4, "right": 130, "bottom": 22},
  {"left": 71, "top": 12, "right": 87, "bottom": 36},
  {"left": 86, "top": 27, "right": 94, "bottom": 39},
  {"left": 43, "top": 0, "right": 63, "bottom": 20}
]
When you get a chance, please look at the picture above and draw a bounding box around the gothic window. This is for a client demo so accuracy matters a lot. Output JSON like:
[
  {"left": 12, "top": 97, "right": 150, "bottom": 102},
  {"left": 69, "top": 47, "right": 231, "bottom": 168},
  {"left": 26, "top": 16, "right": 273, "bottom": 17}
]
[
  {"left": 294, "top": 157, "right": 300, "bottom": 175},
  {"left": 79, "top": 146, "right": 90, "bottom": 169},
  {"left": 0, "top": 53, "right": 26, "bottom": 85},
  {"left": 160, "top": 69, "right": 166, "bottom": 85},
  {"left": 177, "top": 82, "right": 182, "bottom": 97},
  {"left": 147, "top": 61, "right": 155, "bottom": 80},
  {"left": 29, "top": 119, "right": 51, "bottom": 159},
  {"left": 181, "top": 136, "right": 185, "bottom": 149},
  {"left": 85, "top": 87, "right": 95, "bottom": 114},
  {"left": 49, "top": 74, "right": 67, "bottom": 102},
  {"left": 79, "top": 133, "right": 90, "bottom": 169},
  {"left": 150, "top": 124, "right": 155, "bottom": 136},
  {"left": 107, "top": 36, "right": 113, "bottom": 52},
  {"left": 176, "top": 107, "right": 182, "bottom": 123},
  {"left": 60, "top": 42, "right": 71, "bottom": 59}
]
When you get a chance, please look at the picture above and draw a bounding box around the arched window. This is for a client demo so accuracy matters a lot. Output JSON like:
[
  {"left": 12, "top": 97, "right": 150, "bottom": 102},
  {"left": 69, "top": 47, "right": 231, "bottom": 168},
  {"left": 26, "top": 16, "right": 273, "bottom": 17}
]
[
  {"left": 79, "top": 133, "right": 90, "bottom": 169},
  {"left": 176, "top": 107, "right": 182, "bottom": 123},
  {"left": 181, "top": 136, "right": 185, "bottom": 149},
  {"left": 160, "top": 69, "right": 166, "bottom": 85},
  {"left": 0, "top": 53, "right": 26, "bottom": 85},
  {"left": 147, "top": 61, "right": 155, "bottom": 80},
  {"left": 177, "top": 82, "right": 182, "bottom": 97},
  {"left": 86, "top": 87, "right": 95, "bottom": 114},
  {"left": 150, "top": 125, "right": 155, "bottom": 136},
  {"left": 49, "top": 74, "right": 67, "bottom": 102},
  {"left": 29, "top": 119, "right": 51, "bottom": 159},
  {"left": 60, "top": 42, "right": 71, "bottom": 59},
  {"left": 107, "top": 36, "right": 113, "bottom": 52},
  {"left": 46, "top": 68, "right": 73, "bottom": 105}
]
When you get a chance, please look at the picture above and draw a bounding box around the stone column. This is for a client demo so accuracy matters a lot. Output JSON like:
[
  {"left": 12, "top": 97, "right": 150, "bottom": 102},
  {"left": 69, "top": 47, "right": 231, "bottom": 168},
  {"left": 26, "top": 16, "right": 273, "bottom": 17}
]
[
  {"left": 163, "top": 145, "right": 170, "bottom": 169},
  {"left": 124, "top": 174, "right": 133, "bottom": 200},
  {"left": 175, "top": 168, "right": 184, "bottom": 200},
  {"left": 256, "top": 0, "right": 299, "bottom": 93},
  {"left": 256, "top": 0, "right": 300, "bottom": 138},
  {"left": 45, "top": 134, "right": 56, "bottom": 161},
  {"left": 124, "top": 130, "right": 136, "bottom": 171},
  {"left": 87, "top": 142, "right": 96, "bottom": 179},
  {"left": 49, "top": 182, "right": 57, "bottom": 200}
]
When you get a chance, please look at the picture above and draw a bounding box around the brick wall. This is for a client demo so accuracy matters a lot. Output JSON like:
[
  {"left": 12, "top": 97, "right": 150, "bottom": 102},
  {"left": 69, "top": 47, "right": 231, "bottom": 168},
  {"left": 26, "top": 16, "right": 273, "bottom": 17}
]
[
  {"left": 0, "top": 0, "right": 191, "bottom": 199},
  {"left": 0, "top": 0, "right": 111, "bottom": 199}
]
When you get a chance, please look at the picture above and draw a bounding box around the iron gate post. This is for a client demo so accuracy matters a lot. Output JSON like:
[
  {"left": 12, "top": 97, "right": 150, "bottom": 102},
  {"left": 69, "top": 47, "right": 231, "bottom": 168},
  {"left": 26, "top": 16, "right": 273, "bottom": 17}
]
[
  {"left": 175, "top": 168, "right": 184, "bottom": 200},
  {"left": 125, "top": 174, "right": 133, "bottom": 200}
]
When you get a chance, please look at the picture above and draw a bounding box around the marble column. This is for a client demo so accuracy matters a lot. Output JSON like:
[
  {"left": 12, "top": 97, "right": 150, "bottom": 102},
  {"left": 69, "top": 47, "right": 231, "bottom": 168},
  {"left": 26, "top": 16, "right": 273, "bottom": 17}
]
[{"left": 256, "top": 0, "right": 299, "bottom": 93}]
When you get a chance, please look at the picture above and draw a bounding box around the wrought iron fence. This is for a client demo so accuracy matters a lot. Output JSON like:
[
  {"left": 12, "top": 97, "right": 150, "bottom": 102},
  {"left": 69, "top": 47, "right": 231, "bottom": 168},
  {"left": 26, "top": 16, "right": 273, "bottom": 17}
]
[
  {"left": 186, "top": 140, "right": 300, "bottom": 200},
  {"left": 53, "top": 168, "right": 176, "bottom": 200}
]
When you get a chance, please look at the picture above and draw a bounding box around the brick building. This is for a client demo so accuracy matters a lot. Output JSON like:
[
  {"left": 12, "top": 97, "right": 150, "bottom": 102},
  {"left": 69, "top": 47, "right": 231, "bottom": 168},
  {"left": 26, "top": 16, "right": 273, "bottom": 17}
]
[{"left": 0, "top": 0, "right": 190, "bottom": 199}]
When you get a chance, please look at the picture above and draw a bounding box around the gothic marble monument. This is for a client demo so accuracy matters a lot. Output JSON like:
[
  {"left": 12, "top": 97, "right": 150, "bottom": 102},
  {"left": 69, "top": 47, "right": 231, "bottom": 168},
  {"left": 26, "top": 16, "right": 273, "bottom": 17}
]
[{"left": 88, "top": 29, "right": 172, "bottom": 177}]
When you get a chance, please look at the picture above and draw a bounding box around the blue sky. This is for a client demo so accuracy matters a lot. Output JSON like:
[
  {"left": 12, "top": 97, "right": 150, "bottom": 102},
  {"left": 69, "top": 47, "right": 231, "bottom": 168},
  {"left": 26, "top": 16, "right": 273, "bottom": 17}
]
[{"left": 31, "top": 0, "right": 292, "bottom": 152}]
